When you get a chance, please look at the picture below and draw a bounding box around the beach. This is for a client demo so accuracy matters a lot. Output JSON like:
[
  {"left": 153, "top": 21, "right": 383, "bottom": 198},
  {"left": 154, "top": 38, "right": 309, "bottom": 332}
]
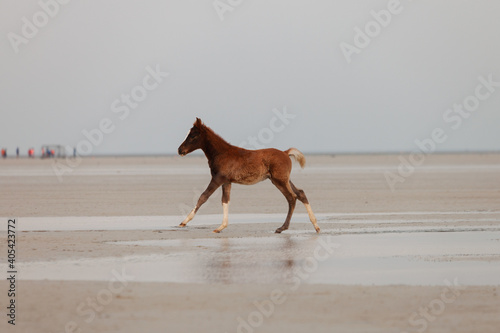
[{"left": 1, "top": 154, "right": 499, "bottom": 332}]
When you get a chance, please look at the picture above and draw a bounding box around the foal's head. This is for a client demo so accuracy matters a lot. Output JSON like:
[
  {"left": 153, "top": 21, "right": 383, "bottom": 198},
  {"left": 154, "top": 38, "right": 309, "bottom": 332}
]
[{"left": 178, "top": 118, "right": 205, "bottom": 156}]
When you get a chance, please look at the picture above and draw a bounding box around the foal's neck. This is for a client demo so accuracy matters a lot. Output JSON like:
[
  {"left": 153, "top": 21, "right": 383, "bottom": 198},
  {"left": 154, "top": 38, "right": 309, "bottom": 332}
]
[{"left": 201, "top": 129, "right": 232, "bottom": 160}]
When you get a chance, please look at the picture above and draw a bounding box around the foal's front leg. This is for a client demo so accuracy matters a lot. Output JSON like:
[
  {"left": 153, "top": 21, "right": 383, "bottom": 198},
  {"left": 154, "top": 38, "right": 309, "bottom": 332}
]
[
  {"left": 179, "top": 178, "right": 221, "bottom": 227},
  {"left": 214, "top": 183, "right": 231, "bottom": 233}
]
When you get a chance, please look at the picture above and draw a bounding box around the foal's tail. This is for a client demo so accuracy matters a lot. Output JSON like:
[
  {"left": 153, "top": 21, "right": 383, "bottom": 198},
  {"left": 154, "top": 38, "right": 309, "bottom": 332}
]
[{"left": 286, "top": 148, "right": 306, "bottom": 169}]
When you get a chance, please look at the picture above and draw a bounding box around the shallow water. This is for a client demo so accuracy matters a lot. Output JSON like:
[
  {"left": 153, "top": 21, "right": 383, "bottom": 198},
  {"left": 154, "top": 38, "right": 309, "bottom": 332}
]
[
  {"left": 12, "top": 211, "right": 500, "bottom": 231},
  {"left": 10, "top": 229, "right": 500, "bottom": 286}
]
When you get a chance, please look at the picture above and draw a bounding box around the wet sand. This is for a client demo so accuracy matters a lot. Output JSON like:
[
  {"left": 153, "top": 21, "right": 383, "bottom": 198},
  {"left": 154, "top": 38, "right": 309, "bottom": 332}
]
[{"left": 0, "top": 154, "right": 499, "bottom": 332}]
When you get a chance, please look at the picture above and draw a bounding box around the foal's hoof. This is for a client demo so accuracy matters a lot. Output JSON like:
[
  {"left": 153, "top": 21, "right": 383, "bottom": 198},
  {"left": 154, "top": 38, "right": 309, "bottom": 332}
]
[
  {"left": 315, "top": 227, "right": 321, "bottom": 233},
  {"left": 179, "top": 223, "right": 186, "bottom": 228},
  {"left": 213, "top": 229, "right": 221, "bottom": 233},
  {"left": 275, "top": 228, "right": 284, "bottom": 234}
]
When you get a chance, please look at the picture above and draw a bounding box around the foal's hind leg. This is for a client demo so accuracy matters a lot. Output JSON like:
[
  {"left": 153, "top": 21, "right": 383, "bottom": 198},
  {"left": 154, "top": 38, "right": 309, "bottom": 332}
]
[
  {"left": 214, "top": 183, "right": 231, "bottom": 233},
  {"left": 271, "top": 178, "right": 297, "bottom": 233},
  {"left": 179, "top": 178, "right": 221, "bottom": 227},
  {"left": 290, "top": 181, "right": 320, "bottom": 233}
]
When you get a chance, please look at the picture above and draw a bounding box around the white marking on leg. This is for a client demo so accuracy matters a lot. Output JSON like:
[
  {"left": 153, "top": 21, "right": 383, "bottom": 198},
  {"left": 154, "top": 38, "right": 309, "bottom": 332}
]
[
  {"left": 214, "top": 202, "right": 229, "bottom": 233},
  {"left": 305, "top": 203, "right": 320, "bottom": 232},
  {"left": 222, "top": 202, "right": 229, "bottom": 226},
  {"left": 180, "top": 206, "right": 197, "bottom": 226}
]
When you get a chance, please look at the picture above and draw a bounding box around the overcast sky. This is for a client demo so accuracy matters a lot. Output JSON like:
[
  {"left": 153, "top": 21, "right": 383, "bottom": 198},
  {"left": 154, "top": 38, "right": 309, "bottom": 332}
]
[{"left": 1, "top": 0, "right": 499, "bottom": 156}]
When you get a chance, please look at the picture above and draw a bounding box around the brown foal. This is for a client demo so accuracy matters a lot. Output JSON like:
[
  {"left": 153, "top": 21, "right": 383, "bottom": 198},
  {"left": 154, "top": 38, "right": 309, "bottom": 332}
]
[{"left": 177, "top": 118, "right": 320, "bottom": 234}]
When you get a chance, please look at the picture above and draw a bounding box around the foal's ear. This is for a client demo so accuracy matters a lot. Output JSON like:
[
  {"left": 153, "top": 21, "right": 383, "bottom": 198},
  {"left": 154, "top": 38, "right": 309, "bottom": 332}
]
[{"left": 194, "top": 117, "right": 203, "bottom": 128}]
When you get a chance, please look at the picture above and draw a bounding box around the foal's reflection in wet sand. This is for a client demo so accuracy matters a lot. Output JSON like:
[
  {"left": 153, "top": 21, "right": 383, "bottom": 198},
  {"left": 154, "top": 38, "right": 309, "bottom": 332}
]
[
  {"left": 177, "top": 118, "right": 320, "bottom": 233},
  {"left": 201, "top": 236, "right": 306, "bottom": 284}
]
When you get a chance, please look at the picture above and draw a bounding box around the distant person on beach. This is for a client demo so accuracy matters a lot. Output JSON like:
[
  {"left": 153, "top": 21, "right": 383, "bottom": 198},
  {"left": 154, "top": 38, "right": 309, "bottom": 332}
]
[
  {"left": 1, "top": 148, "right": 6, "bottom": 158},
  {"left": 16, "top": 147, "right": 19, "bottom": 158}
]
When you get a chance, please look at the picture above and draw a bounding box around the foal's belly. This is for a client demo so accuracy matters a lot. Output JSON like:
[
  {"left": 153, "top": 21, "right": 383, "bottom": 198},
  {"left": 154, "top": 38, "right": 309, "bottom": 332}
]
[{"left": 232, "top": 173, "right": 269, "bottom": 185}]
